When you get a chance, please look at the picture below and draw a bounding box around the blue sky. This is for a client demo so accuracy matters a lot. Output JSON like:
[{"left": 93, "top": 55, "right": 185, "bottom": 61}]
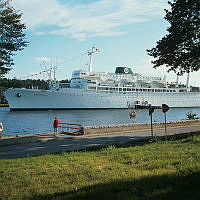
[{"left": 8, "top": 0, "right": 199, "bottom": 86}]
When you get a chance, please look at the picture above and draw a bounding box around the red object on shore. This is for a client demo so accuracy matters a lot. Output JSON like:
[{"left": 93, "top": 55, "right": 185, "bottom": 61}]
[{"left": 54, "top": 119, "right": 59, "bottom": 128}]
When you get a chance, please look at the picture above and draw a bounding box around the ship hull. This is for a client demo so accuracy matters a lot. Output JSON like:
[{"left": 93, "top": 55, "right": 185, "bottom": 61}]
[{"left": 4, "top": 88, "right": 200, "bottom": 111}]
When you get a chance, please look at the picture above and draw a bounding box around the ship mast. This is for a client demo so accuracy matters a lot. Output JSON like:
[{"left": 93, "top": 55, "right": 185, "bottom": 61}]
[
  {"left": 186, "top": 71, "right": 190, "bottom": 90},
  {"left": 176, "top": 73, "right": 179, "bottom": 87},
  {"left": 87, "top": 47, "right": 100, "bottom": 72}
]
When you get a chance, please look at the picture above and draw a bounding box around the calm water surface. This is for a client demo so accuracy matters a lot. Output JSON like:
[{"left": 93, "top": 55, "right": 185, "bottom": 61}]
[{"left": 0, "top": 107, "right": 200, "bottom": 136}]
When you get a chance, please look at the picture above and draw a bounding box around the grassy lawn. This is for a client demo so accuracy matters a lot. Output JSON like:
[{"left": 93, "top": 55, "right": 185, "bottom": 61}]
[{"left": 0, "top": 133, "right": 200, "bottom": 200}]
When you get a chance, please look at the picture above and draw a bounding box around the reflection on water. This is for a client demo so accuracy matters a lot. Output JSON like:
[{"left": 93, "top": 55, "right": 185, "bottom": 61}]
[{"left": 0, "top": 107, "right": 200, "bottom": 136}]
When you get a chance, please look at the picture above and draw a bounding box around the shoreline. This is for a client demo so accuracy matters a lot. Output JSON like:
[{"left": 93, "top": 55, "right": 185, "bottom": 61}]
[
  {"left": 1, "top": 119, "right": 200, "bottom": 146},
  {"left": 1, "top": 119, "right": 200, "bottom": 159}
]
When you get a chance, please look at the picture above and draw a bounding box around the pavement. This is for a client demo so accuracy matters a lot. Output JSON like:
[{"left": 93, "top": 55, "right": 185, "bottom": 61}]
[{"left": 0, "top": 124, "right": 200, "bottom": 159}]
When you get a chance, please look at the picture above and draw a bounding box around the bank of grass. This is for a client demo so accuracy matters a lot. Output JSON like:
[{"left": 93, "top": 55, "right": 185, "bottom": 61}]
[{"left": 0, "top": 133, "right": 200, "bottom": 200}]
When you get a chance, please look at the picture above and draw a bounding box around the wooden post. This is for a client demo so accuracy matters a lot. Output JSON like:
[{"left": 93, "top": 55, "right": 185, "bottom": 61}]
[
  {"left": 149, "top": 105, "right": 154, "bottom": 137},
  {"left": 164, "top": 112, "right": 167, "bottom": 137},
  {"left": 150, "top": 112, "right": 153, "bottom": 137}
]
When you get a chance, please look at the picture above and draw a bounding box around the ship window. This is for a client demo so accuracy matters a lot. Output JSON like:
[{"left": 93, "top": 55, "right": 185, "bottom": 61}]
[
  {"left": 179, "top": 89, "right": 187, "bottom": 92},
  {"left": 119, "top": 88, "right": 122, "bottom": 91},
  {"left": 88, "top": 86, "right": 96, "bottom": 90}
]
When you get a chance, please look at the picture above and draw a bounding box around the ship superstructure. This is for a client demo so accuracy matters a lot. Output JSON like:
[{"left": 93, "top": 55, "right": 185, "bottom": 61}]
[{"left": 4, "top": 47, "right": 200, "bottom": 111}]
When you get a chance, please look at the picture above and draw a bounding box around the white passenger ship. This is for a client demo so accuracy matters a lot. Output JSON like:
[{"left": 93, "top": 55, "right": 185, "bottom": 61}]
[{"left": 4, "top": 47, "right": 200, "bottom": 111}]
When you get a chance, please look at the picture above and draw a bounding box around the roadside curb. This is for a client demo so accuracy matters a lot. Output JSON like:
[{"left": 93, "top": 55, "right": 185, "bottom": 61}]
[{"left": 0, "top": 133, "right": 75, "bottom": 146}]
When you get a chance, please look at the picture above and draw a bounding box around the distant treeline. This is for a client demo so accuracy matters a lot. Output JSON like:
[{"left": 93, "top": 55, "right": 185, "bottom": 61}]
[
  {"left": 0, "top": 78, "right": 69, "bottom": 103},
  {"left": 0, "top": 78, "right": 69, "bottom": 90}
]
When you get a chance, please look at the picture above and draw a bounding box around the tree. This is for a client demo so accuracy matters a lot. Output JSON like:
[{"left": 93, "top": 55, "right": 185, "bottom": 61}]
[
  {"left": 186, "top": 111, "right": 199, "bottom": 120},
  {"left": 0, "top": 0, "right": 28, "bottom": 76},
  {"left": 147, "top": 0, "right": 200, "bottom": 75}
]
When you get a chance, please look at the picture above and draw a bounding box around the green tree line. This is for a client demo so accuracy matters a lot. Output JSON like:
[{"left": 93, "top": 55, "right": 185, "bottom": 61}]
[
  {"left": 0, "top": 78, "right": 49, "bottom": 89},
  {"left": 0, "top": 78, "right": 69, "bottom": 103},
  {"left": 0, "top": 78, "right": 69, "bottom": 89}
]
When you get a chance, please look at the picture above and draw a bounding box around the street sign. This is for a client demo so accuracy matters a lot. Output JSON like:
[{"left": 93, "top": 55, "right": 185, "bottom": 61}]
[
  {"left": 149, "top": 107, "right": 155, "bottom": 116},
  {"left": 162, "top": 104, "right": 169, "bottom": 113},
  {"left": 162, "top": 104, "right": 169, "bottom": 138}
]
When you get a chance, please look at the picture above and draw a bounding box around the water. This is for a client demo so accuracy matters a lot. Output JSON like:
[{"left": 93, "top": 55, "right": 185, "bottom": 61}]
[{"left": 0, "top": 107, "right": 200, "bottom": 137}]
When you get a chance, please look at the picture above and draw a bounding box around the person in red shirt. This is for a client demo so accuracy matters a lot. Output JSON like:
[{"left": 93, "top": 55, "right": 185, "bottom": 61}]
[{"left": 53, "top": 117, "right": 59, "bottom": 135}]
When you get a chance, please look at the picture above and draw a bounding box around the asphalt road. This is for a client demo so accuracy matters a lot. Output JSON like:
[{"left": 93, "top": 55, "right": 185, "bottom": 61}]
[{"left": 0, "top": 124, "right": 200, "bottom": 159}]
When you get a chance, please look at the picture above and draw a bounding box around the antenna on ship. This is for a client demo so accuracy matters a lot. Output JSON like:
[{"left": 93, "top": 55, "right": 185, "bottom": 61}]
[
  {"left": 53, "top": 57, "right": 58, "bottom": 82},
  {"left": 41, "top": 61, "right": 52, "bottom": 80},
  {"left": 87, "top": 47, "right": 100, "bottom": 72}
]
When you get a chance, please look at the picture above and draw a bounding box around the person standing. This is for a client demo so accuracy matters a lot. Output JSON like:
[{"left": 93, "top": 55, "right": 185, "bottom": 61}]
[
  {"left": 0, "top": 123, "right": 3, "bottom": 138},
  {"left": 53, "top": 117, "right": 59, "bottom": 135}
]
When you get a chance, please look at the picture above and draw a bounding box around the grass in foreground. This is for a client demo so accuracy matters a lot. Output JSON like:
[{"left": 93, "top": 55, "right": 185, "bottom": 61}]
[{"left": 0, "top": 133, "right": 200, "bottom": 200}]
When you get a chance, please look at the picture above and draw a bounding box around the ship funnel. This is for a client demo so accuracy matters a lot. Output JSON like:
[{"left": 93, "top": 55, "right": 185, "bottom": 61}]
[{"left": 115, "top": 67, "right": 133, "bottom": 74}]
